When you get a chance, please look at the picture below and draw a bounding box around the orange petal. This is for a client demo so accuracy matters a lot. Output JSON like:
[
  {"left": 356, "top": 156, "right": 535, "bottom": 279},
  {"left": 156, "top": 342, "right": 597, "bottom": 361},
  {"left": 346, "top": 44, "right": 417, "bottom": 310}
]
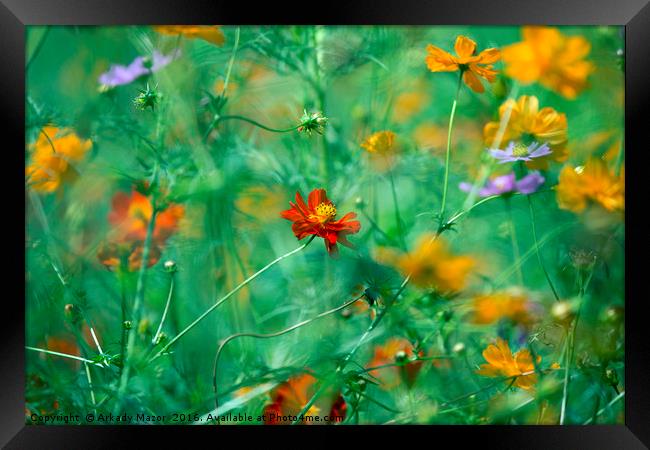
[{"left": 454, "top": 35, "right": 477, "bottom": 59}]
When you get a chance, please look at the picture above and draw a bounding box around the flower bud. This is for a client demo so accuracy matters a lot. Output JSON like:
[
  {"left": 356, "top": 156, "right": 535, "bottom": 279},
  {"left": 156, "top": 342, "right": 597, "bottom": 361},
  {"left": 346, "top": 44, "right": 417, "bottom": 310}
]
[
  {"left": 604, "top": 367, "right": 619, "bottom": 387},
  {"left": 601, "top": 306, "right": 624, "bottom": 325},
  {"left": 452, "top": 342, "right": 466, "bottom": 355},
  {"left": 163, "top": 260, "right": 177, "bottom": 273},
  {"left": 394, "top": 350, "right": 408, "bottom": 364},
  {"left": 133, "top": 83, "right": 161, "bottom": 111},
  {"left": 64, "top": 304, "right": 82, "bottom": 324},
  {"left": 354, "top": 197, "right": 365, "bottom": 209},
  {"left": 297, "top": 110, "right": 328, "bottom": 136},
  {"left": 551, "top": 300, "right": 575, "bottom": 325},
  {"left": 123, "top": 320, "right": 132, "bottom": 330}
]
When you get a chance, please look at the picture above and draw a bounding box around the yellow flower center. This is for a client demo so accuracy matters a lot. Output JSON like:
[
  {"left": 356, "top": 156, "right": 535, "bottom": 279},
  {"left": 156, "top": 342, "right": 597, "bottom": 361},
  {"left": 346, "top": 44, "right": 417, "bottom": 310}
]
[
  {"left": 512, "top": 143, "right": 529, "bottom": 157},
  {"left": 315, "top": 202, "right": 337, "bottom": 222}
]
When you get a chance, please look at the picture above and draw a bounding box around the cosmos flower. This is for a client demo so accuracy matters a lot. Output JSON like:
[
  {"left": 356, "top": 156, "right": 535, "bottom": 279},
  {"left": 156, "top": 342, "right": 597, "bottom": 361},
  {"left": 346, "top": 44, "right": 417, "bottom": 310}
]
[
  {"left": 98, "top": 50, "right": 179, "bottom": 89},
  {"left": 367, "top": 338, "right": 424, "bottom": 388},
  {"left": 379, "top": 235, "right": 476, "bottom": 293},
  {"left": 556, "top": 158, "right": 624, "bottom": 213},
  {"left": 280, "top": 188, "right": 361, "bottom": 257},
  {"left": 97, "top": 189, "right": 185, "bottom": 271},
  {"left": 153, "top": 25, "right": 225, "bottom": 46},
  {"left": 25, "top": 126, "right": 92, "bottom": 193},
  {"left": 471, "top": 290, "right": 534, "bottom": 325},
  {"left": 489, "top": 142, "right": 552, "bottom": 164},
  {"left": 425, "top": 35, "right": 501, "bottom": 93},
  {"left": 475, "top": 338, "right": 540, "bottom": 390},
  {"left": 483, "top": 95, "right": 568, "bottom": 169},
  {"left": 502, "top": 26, "right": 594, "bottom": 100},
  {"left": 459, "top": 171, "right": 545, "bottom": 197},
  {"left": 360, "top": 130, "right": 397, "bottom": 155},
  {"left": 263, "top": 373, "right": 347, "bottom": 425}
]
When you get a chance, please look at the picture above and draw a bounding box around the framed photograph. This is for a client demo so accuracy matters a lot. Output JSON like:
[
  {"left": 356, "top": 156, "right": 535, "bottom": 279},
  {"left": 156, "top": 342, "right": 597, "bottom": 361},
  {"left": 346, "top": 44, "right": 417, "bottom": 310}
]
[{"left": 4, "top": 0, "right": 648, "bottom": 447}]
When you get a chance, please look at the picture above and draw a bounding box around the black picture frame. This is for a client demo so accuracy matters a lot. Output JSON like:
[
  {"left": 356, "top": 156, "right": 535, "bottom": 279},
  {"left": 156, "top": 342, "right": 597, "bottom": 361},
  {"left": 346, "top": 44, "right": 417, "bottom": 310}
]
[{"left": 4, "top": 0, "right": 648, "bottom": 447}]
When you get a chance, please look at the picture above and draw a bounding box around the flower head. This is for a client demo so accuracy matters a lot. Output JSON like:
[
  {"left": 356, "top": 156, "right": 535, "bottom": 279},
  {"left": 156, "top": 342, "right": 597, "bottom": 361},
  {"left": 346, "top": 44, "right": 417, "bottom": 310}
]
[
  {"left": 489, "top": 142, "right": 552, "bottom": 164},
  {"left": 98, "top": 189, "right": 185, "bottom": 271},
  {"left": 263, "top": 373, "right": 346, "bottom": 425},
  {"left": 476, "top": 338, "right": 540, "bottom": 390},
  {"left": 502, "top": 26, "right": 594, "bottom": 99},
  {"left": 379, "top": 235, "right": 475, "bottom": 293},
  {"left": 460, "top": 171, "right": 545, "bottom": 197},
  {"left": 483, "top": 95, "right": 568, "bottom": 169},
  {"left": 298, "top": 110, "right": 328, "bottom": 136},
  {"left": 556, "top": 158, "right": 624, "bottom": 213},
  {"left": 153, "top": 25, "right": 225, "bottom": 46},
  {"left": 425, "top": 35, "right": 501, "bottom": 93},
  {"left": 98, "top": 50, "right": 178, "bottom": 89},
  {"left": 280, "top": 188, "right": 361, "bottom": 257},
  {"left": 471, "top": 290, "right": 534, "bottom": 325},
  {"left": 25, "top": 126, "right": 92, "bottom": 193},
  {"left": 360, "top": 130, "right": 396, "bottom": 155}
]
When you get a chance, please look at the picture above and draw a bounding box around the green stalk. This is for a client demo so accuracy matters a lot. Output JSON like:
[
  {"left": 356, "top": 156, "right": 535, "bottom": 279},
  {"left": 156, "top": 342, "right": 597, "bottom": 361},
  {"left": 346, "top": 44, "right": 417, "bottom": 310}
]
[
  {"left": 113, "top": 203, "right": 159, "bottom": 413},
  {"left": 152, "top": 272, "right": 175, "bottom": 345},
  {"left": 438, "top": 72, "right": 463, "bottom": 229},
  {"left": 25, "top": 346, "right": 104, "bottom": 367},
  {"left": 205, "top": 115, "right": 300, "bottom": 140},
  {"left": 387, "top": 167, "right": 407, "bottom": 250},
  {"left": 505, "top": 197, "right": 524, "bottom": 286},
  {"left": 150, "top": 236, "right": 316, "bottom": 362},
  {"left": 527, "top": 195, "right": 560, "bottom": 301}
]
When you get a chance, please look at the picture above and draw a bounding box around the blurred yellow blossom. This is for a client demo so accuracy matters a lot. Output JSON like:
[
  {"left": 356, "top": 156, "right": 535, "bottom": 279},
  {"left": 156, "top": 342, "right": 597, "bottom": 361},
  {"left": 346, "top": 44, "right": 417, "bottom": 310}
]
[
  {"left": 502, "top": 26, "right": 593, "bottom": 99},
  {"left": 556, "top": 158, "right": 624, "bottom": 214}
]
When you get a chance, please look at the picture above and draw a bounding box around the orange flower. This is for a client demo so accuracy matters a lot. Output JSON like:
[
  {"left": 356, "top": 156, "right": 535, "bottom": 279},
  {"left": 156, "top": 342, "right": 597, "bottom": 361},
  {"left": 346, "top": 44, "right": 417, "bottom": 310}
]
[
  {"left": 379, "top": 234, "right": 475, "bottom": 293},
  {"left": 425, "top": 35, "right": 501, "bottom": 93},
  {"left": 263, "top": 373, "right": 346, "bottom": 425},
  {"left": 367, "top": 338, "right": 424, "bottom": 388},
  {"left": 153, "top": 25, "right": 225, "bottom": 46},
  {"left": 98, "top": 189, "right": 185, "bottom": 271},
  {"left": 472, "top": 290, "right": 534, "bottom": 325},
  {"left": 556, "top": 158, "right": 624, "bottom": 214},
  {"left": 280, "top": 188, "right": 361, "bottom": 257},
  {"left": 476, "top": 338, "right": 539, "bottom": 390},
  {"left": 392, "top": 91, "right": 427, "bottom": 123},
  {"left": 25, "top": 126, "right": 92, "bottom": 193},
  {"left": 502, "top": 26, "right": 593, "bottom": 99},
  {"left": 483, "top": 95, "right": 568, "bottom": 169},
  {"left": 360, "top": 130, "right": 396, "bottom": 155}
]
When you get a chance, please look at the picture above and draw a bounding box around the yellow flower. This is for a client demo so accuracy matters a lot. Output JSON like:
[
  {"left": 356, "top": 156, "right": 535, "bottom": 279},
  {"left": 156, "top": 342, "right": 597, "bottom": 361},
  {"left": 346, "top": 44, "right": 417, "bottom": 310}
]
[
  {"left": 476, "top": 338, "right": 539, "bottom": 390},
  {"left": 472, "top": 290, "right": 533, "bottom": 325},
  {"left": 425, "top": 35, "right": 501, "bottom": 93},
  {"left": 556, "top": 158, "right": 624, "bottom": 213},
  {"left": 483, "top": 95, "right": 568, "bottom": 169},
  {"left": 360, "top": 130, "right": 396, "bottom": 155},
  {"left": 392, "top": 91, "right": 427, "bottom": 123},
  {"left": 25, "top": 126, "right": 92, "bottom": 193},
  {"left": 154, "top": 25, "right": 225, "bottom": 46},
  {"left": 380, "top": 234, "right": 475, "bottom": 293},
  {"left": 502, "top": 26, "right": 593, "bottom": 100}
]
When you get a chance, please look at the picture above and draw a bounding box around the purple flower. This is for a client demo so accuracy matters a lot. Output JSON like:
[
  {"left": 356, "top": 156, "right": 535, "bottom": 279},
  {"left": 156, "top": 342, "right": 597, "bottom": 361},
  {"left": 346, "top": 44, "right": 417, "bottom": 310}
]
[
  {"left": 98, "top": 50, "right": 179, "bottom": 88},
  {"left": 459, "top": 171, "right": 545, "bottom": 197},
  {"left": 489, "top": 141, "right": 552, "bottom": 163}
]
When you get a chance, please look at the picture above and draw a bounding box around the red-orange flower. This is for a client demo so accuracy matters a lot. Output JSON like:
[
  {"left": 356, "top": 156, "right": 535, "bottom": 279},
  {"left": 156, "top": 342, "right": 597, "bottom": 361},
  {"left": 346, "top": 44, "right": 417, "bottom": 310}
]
[
  {"left": 263, "top": 373, "right": 347, "bottom": 425},
  {"left": 98, "top": 189, "right": 184, "bottom": 271},
  {"left": 280, "top": 188, "right": 361, "bottom": 256}
]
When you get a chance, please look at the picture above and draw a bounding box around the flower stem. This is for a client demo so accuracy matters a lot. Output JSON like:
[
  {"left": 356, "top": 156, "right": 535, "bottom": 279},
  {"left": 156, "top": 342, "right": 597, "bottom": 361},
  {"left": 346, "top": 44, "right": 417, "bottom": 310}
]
[
  {"left": 221, "top": 27, "right": 240, "bottom": 97},
  {"left": 438, "top": 72, "right": 463, "bottom": 228},
  {"left": 25, "top": 346, "right": 104, "bottom": 367},
  {"left": 113, "top": 202, "right": 159, "bottom": 413},
  {"left": 150, "top": 236, "right": 316, "bottom": 362},
  {"left": 152, "top": 273, "right": 175, "bottom": 345},
  {"left": 527, "top": 195, "right": 560, "bottom": 301},
  {"left": 388, "top": 168, "right": 407, "bottom": 250},
  {"left": 505, "top": 197, "right": 524, "bottom": 286},
  {"left": 212, "top": 293, "right": 362, "bottom": 416},
  {"left": 206, "top": 115, "right": 300, "bottom": 139}
]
